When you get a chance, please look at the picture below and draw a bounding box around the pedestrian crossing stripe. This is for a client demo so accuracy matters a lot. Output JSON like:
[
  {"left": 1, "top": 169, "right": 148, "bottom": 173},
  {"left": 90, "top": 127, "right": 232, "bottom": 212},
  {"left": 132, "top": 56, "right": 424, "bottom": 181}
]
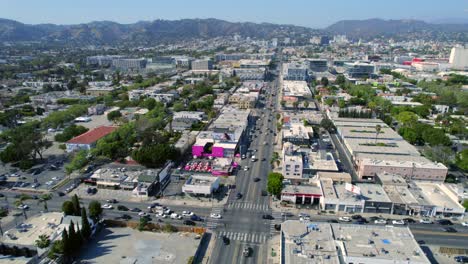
[
  {"left": 218, "top": 231, "right": 268, "bottom": 244},
  {"left": 227, "top": 202, "right": 269, "bottom": 211}
]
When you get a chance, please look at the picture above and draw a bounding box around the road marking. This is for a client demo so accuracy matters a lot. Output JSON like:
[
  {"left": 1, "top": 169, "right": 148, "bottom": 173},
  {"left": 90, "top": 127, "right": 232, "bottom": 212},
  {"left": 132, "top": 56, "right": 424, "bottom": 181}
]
[{"left": 411, "top": 230, "right": 468, "bottom": 237}]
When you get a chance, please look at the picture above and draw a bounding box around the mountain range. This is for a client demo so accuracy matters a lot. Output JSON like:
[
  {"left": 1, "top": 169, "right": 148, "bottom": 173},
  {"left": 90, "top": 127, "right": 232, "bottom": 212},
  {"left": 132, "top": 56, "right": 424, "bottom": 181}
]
[{"left": 0, "top": 18, "right": 466, "bottom": 44}]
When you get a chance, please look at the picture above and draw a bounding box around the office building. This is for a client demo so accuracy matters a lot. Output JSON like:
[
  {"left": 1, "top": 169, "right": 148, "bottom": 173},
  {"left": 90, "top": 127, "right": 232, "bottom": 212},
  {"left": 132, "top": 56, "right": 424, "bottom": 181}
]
[
  {"left": 308, "top": 59, "right": 328, "bottom": 72},
  {"left": 233, "top": 68, "right": 266, "bottom": 81},
  {"left": 282, "top": 81, "right": 312, "bottom": 99},
  {"left": 344, "top": 62, "right": 375, "bottom": 78},
  {"left": 111, "top": 58, "right": 147, "bottom": 72},
  {"left": 86, "top": 55, "right": 124, "bottom": 67},
  {"left": 283, "top": 62, "right": 309, "bottom": 81},
  {"left": 449, "top": 44, "right": 468, "bottom": 70},
  {"left": 191, "top": 59, "right": 213, "bottom": 71},
  {"left": 182, "top": 175, "right": 220, "bottom": 196}
]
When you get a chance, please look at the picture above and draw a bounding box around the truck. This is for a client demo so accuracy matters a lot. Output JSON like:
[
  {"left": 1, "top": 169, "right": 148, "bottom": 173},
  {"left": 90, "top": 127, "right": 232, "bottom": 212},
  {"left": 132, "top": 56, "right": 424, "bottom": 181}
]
[{"left": 251, "top": 155, "right": 257, "bottom": 162}]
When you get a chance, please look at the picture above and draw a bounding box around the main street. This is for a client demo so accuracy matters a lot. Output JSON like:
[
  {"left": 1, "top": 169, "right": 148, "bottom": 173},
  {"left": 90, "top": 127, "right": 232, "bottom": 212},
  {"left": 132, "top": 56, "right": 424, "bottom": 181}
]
[{"left": 209, "top": 65, "right": 282, "bottom": 264}]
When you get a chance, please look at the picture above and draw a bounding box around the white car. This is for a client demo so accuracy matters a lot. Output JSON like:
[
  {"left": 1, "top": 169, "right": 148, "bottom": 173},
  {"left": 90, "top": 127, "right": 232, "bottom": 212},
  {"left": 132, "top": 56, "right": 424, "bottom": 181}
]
[
  {"left": 374, "top": 219, "right": 387, "bottom": 224},
  {"left": 392, "top": 220, "right": 405, "bottom": 225},
  {"left": 10, "top": 173, "right": 20, "bottom": 177},
  {"left": 156, "top": 213, "right": 167, "bottom": 218},
  {"left": 17, "top": 204, "right": 29, "bottom": 210},
  {"left": 170, "top": 213, "right": 182, "bottom": 219},
  {"left": 163, "top": 208, "right": 172, "bottom": 214},
  {"left": 338, "top": 217, "right": 351, "bottom": 222},
  {"left": 101, "top": 204, "right": 113, "bottom": 209},
  {"left": 138, "top": 212, "right": 148, "bottom": 217},
  {"left": 244, "top": 166, "right": 249, "bottom": 171},
  {"left": 461, "top": 222, "right": 468, "bottom": 227},
  {"left": 419, "top": 218, "right": 433, "bottom": 224},
  {"left": 182, "top": 211, "right": 194, "bottom": 216},
  {"left": 210, "top": 213, "right": 222, "bottom": 219},
  {"left": 299, "top": 216, "right": 310, "bottom": 221},
  {"left": 45, "top": 181, "right": 54, "bottom": 185}
]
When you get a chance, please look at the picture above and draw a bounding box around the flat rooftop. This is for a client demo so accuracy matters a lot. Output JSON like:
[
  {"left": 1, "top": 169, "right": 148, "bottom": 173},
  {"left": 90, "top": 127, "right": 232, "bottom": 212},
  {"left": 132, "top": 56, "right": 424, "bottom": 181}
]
[
  {"left": 413, "top": 182, "right": 465, "bottom": 211},
  {"left": 383, "top": 185, "right": 419, "bottom": 205},
  {"left": 282, "top": 184, "right": 322, "bottom": 196},
  {"left": 344, "top": 138, "right": 420, "bottom": 156},
  {"left": 359, "top": 157, "right": 447, "bottom": 170},
  {"left": 185, "top": 175, "right": 219, "bottom": 186},
  {"left": 357, "top": 183, "right": 392, "bottom": 203},
  {"left": 282, "top": 221, "right": 429, "bottom": 264},
  {"left": 338, "top": 126, "right": 402, "bottom": 140},
  {"left": 282, "top": 81, "right": 311, "bottom": 97}
]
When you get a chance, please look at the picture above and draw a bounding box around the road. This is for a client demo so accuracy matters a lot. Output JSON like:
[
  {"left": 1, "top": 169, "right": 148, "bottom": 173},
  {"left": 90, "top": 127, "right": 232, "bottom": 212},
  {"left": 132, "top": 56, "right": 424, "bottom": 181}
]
[{"left": 209, "top": 64, "right": 282, "bottom": 264}]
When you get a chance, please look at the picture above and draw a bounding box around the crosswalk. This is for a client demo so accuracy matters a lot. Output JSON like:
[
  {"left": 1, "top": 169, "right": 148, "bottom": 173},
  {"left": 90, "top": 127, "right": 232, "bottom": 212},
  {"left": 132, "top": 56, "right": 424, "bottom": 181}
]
[
  {"left": 270, "top": 211, "right": 283, "bottom": 234},
  {"left": 206, "top": 205, "right": 224, "bottom": 229},
  {"left": 227, "top": 202, "right": 269, "bottom": 211},
  {"left": 218, "top": 231, "right": 269, "bottom": 244}
]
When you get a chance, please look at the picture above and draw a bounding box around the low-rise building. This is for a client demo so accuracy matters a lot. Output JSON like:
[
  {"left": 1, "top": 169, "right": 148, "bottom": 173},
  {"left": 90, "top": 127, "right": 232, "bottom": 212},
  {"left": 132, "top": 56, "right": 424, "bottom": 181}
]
[
  {"left": 66, "top": 126, "right": 117, "bottom": 153},
  {"left": 282, "top": 81, "right": 312, "bottom": 100},
  {"left": 281, "top": 182, "right": 322, "bottom": 205},
  {"left": 182, "top": 174, "right": 220, "bottom": 196},
  {"left": 281, "top": 221, "right": 430, "bottom": 264}
]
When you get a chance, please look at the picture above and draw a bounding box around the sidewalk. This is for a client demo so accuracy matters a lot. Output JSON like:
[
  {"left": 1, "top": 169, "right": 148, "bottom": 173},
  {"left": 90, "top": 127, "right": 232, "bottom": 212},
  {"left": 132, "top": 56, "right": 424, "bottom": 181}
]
[
  {"left": 202, "top": 232, "right": 217, "bottom": 264},
  {"left": 267, "top": 234, "right": 281, "bottom": 264}
]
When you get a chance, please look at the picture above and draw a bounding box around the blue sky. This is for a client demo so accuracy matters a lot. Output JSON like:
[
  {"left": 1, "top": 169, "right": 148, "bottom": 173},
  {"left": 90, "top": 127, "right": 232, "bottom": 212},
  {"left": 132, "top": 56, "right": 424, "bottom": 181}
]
[{"left": 1, "top": 0, "right": 467, "bottom": 28}]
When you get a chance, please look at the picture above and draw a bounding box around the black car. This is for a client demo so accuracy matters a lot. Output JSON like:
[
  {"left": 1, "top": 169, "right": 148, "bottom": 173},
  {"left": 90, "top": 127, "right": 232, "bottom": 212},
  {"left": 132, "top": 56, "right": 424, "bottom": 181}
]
[
  {"left": 57, "top": 191, "right": 65, "bottom": 197},
  {"left": 274, "top": 224, "right": 281, "bottom": 231},
  {"left": 0, "top": 193, "right": 4, "bottom": 198},
  {"left": 444, "top": 227, "right": 457, "bottom": 233},
  {"left": 351, "top": 214, "right": 362, "bottom": 220},
  {"left": 191, "top": 215, "right": 203, "bottom": 221},
  {"left": 183, "top": 220, "right": 196, "bottom": 226},
  {"left": 222, "top": 235, "right": 230, "bottom": 245},
  {"left": 327, "top": 219, "right": 339, "bottom": 223},
  {"left": 454, "top": 256, "right": 468, "bottom": 263},
  {"left": 261, "top": 190, "right": 268, "bottom": 196},
  {"left": 131, "top": 208, "right": 142, "bottom": 212},
  {"left": 403, "top": 218, "right": 416, "bottom": 224},
  {"left": 121, "top": 214, "right": 132, "bottom": 220},
  {"left": 262, "top": 214, "right": 274, "bottom": 220},
  {"left": 117, "top": 205, "right": 129, "bottom": 211},
  {"left": 437, "top": 219, "right": 453, "bottom": 225},
  {"left": 236, "top": 192, "right": 243, "bottom": 199},
  {"left": 253, "top": 178, "right": 260, "bottom": 182},
  {"left": 106, "top": 199, "right": 118, "bottom": 204}
]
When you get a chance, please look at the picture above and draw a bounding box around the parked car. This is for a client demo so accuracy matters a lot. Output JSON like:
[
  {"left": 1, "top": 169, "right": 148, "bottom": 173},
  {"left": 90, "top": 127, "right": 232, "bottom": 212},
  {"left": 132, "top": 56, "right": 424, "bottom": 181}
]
[
  {"left": 170, "top": 213, "right": 182, "bottom": 220},
  {"left": 444, "top": 227, "right": 457, "bottom": 233},
  {"left": 191, "top": 215, "right": 203, "bottom": 221},
  {"left": 131, "top": 207, "right": 141, "bottom": 212},
  {"left": 106, "top": 199, "right": 118, "bottom": 204},
  {"left": 454, "top": 256, "right": 468, "bottom": 263},
  {"left": 262, "top": 214, "right": 274, "bottom": 220},
  {"left": 210, "top": 213, "right": 222, "bottom": 219},
  {"left": 461, "top": 222, "right": 468, "bottom": 227},
  {"left": 17, "top": 204, "right": 29, "bottom": 210},
  {"left": 419, "top": 218, "right": 433, "bottom": 224},
  {"left": 351, "top": 215, "right": 362, "bottom": 220},
  {"left": 392, "top": 220, "right": 405, "bottom": 225},
  {"left": 437, "top": 219, "right": 453, "bottom": 225},
  {"left": 327, "top": 219, "right": 339, "bottom": 223},
  {"left": 403, "top": 218, "right": 416, "bottom": 224},
  {"left": 183, "top": 220, "right": 196, "bottom": 226},
  {"left": 121, "top": 214, "right": 132, "bottom": 220},
  {"left": 374, "top": 219, "right": 387, "bottom": 224},
  {"left": 138, "top": 212, "right": 148, "bottom": 217},
  {"left": 101, "top": 204, "right": 113, "bottom": 209},
  {"left": 117, "top": 205, "right": 129, "bottom": 211},
  {"left": 182, "top": 211, "right": 194, "bottom": 216},
  {"left": 338, "top": 217, "right": 351, "bottom": 222}
]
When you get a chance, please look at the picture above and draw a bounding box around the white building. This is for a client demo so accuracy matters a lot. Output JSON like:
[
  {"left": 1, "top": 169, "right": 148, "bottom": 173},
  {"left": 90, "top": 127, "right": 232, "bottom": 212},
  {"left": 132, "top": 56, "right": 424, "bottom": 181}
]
[
  {"left": 182, "top": 175, "right": 220, "bottom": 196},
  {"left": 449, "top": 44, "right": 468, "bottom": 70}
]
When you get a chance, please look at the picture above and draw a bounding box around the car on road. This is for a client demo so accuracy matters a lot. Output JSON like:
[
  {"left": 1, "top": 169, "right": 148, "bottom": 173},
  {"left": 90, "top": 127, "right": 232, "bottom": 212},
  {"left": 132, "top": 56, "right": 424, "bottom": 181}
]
[
  {"left": 403, "top": 218, "right": 416, "bottom": 224},
  {"left": 243, "top": 246, "right": 251, "bottom": 257},
  {"left": 437, "top": 219, "right": 453, "bottom": 225},
  {"left": 253, "top": 177, "right": 260, "bottom": 182},
  {"left": 183, "top": 220, "right": 196, "bottom": 226},
  {"left": 461, "top": 222, "right": 468, "bottom": 227},
  {"left": 419, "top": 218, "right": 433, "bottom": 224},
  {"left": 338, "top": 217, "right": 351, "bottom": 222},
  {"left": 163, "top": 208, "right": 172, "bottom": 214},
  {"left": 102, "top": 204, "right": 113, "bottom": 209},
  {"left": 147, "top": 203, "right": 161, "bottom": 209},
  {"left": 327, "top": 219, "right": 339, "bottom": 223},
  {"left": 392, "top": 220, "right": 405, "bottom": 225},
  {"left": 210, "top": 213, "right": 222, "bottom": 219},
  {"left": 17, "top": 204, "right": 29, "bottom": 210},
  {"left": 261, "top": 190, "right": 268, "bottom": 196},
  {"left": 444, "top": 227, "right": 457, "bottom": 233},
  {"left": 374, "top": 219, "right": 387, "bottom": 224},
  {"left": 299, "top": 216, "right": 310, "bottom": 221},
  {"left": 454, "top": 256, "right": 468, "bottom": 262},
  {"left": 222, "top": 235, "right": 230, "bottom": 245},
  {"left": 236, "top": 193, "right": 243, "bottom": 199},
  {"left": 170, "top": 213, "right": 182, "bottom": 220},
  {"left": 351, "top": 215, "right": 362, "bottom": 220},
  {"left": 281, "top": 212, "right": 293, "bottom": 217},
  {"left": 117, "top": 205, "right": 129, "bottom": 211},
  {"left": 131, "top": 207, "right": 141, "bottom": 212},
  {"left": 106, "top": 199, "right": 118, "bottom": 204},
  {"left": 121, "top": 214, "right": 132, "bottom": 220},
  {"left": 191, "top": 215, "right": 203, "bottom": 221},
  {"left": 182, "top": 211, "right": 194, "bottom": 216},
  {"left": 262, "top": 214, "right": 274, "bottom": 220},
  {"left": 274, "top": 224, "right": 281, "bottom": 231},
  {"left": 57, "top": 191, "right": 65, "bottom": 197},
  {"left": 243, "top": 166, "right": 249, "bottom": 171},
  {"left": 241, "top": 154, "right": 246, "bottom": 159},
  {"left": 138, "top": 212, "right": 148, "bottom": 217},
  {"left": 156, "top": 213, "right": 167, "bottom": 218},
  {"left": 31, "top": 183, "right": 40, "bottom": 188}
]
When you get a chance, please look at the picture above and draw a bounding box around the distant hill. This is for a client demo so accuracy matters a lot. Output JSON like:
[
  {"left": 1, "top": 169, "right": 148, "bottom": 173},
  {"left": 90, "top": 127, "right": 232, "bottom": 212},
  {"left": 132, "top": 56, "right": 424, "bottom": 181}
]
[
  {"left": 0, "top": 18, "right": 314, "bottom": 44},
  {"left": 326, "top": 18, "right": 468, "bottom": 39}
]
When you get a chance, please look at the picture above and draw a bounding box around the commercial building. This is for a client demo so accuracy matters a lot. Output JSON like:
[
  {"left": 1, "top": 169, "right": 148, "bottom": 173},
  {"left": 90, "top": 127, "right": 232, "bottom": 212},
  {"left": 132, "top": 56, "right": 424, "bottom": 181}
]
[
  {"left": 283, "top": 62, "right": 309, "bottom": 81},
  {"left": 182, "top": 174, "right": 220, "bottom": 196},
  {"left": 86, "top": 55, "right": 125, "bottom": 67},
  {"left": 333, "top": 117, "right": 447, "bottom": 181},
  {"left": 111, "top": 58, "right": 147, "bottom": 72},
  {"left": 66, "top": 126, "right": 117, "bottom": 153},
  {"left": 191, "top": 59, "right": 213, "bottom": 71},
  {"left": 344, "top": 62, "right": 375, "bottom": 78},
  {"left": 282, "top": 143, "right": 304, "bottom": 180},
  {"left": 282, "top": 81, "right": 312, "bottom": 100},
  {"left": 449, "top": 44, "right": 468, "bottom": 70},
  {"left": 228, "top": 92, "right": 258, "bottom": 109},
  {"left": 128, "top": 88, "right": 178, "bottom": 104},
  {"left": 239, "top": 59, "right": 269, "bottom": 68},
  {"left": 281, "top": 120, "right": 313, "bottom": 146},
  {"left": 233, "top": 68, "right": 266, "bottom": 81},
  {"left": 192, "top": 107, "right": 250, "bottom": 159},
  {"left": 86, "top": 86, "right": 117, "bottom": 96},
  {"left": 280, "top": 221, "right": 430, "bottom": 264},
  {"left": 308, "top": 59, "right": 328, "bottom": 72},
  {"left": 281, "top": 182, "right": 322, "bottom": 205}
]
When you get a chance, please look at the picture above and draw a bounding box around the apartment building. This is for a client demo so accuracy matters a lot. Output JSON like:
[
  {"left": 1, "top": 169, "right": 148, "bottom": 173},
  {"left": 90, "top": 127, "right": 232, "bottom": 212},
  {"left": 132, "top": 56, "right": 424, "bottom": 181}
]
[{"left": 191, "top": 59, "right": 213, "bottom": 71}]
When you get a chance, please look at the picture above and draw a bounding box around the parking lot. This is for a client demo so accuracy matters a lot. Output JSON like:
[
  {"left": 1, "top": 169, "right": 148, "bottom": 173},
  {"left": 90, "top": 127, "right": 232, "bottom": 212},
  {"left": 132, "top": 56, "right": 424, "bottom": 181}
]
[{"left": 79, "top": 227, "right": 200, "bottom": 264}]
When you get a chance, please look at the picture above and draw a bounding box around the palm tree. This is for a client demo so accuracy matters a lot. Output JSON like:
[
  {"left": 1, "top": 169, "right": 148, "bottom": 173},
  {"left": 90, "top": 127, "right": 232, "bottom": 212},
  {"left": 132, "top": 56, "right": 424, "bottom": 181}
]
[{"left": 375, "top": 125, "right": 382, "bottom": 143}]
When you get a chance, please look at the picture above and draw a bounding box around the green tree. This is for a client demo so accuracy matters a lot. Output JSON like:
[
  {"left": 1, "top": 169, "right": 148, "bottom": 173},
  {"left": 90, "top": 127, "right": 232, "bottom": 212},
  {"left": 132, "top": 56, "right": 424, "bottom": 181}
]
[
  {"left": 320, "top": 119, "right": 335, "bottom": 132},
  {"left": 54, "top": 125, "right": 89, "bottom": 142},
  {"left": 395, "top": 111, "right": 418, "bottom": 127},
  {"left": 132, "top": 143, "right": 179, "bottom": 168},
  {"left": 456, "top": 149, "right": 468, "bottom": 172},
  {"left": 81, "top": 208, "right": 92, "bottom": 240},
  {"left": 375, "top": 125, "right": 382, "bottom": 143},
  {"left": 71, "top": 194, "right": 81, "bottom": 216},
  {"left": 338, "top": 99, "right": 346, "bottom": 108},
  {"left": 62, "top": 201, "right": 75, "bottom": 216},
  {"left": 88, "top": 201, "right": 103, "bottom": 221},
  {"left": 422, "top": 145, "right": 454, "bottom": 165},
  {"left": 267, "top": 172, "right": 284, "bottom": 197},
  {"left": 321, "top": 77, "right": 329, "bottom": 87},
  {"left": 61, "top": 229, "right": 71, "bottom": 257},
  {"left": 335, "top": 74, "right": 346, "bottom": 86},
  {"left": 303, "top": 101, "right": 309, "bottom": 108},
  {"left": 421, "top": 129, "right": 451, "bottom": 146},
  {"left": 107, "top": 110, "right": 122, "bottom": 122},
  {"left": 65, "top": 150, "right": 89, "bottom": 174},
  {"left": 138, "top": 217, "right": 149, "bottom": 231},
  {"left": 35, "top": 234, "right": 51, "bottom": 249},
  {"left": 324, "top": 98, "right": 334, "bottom": 106}
]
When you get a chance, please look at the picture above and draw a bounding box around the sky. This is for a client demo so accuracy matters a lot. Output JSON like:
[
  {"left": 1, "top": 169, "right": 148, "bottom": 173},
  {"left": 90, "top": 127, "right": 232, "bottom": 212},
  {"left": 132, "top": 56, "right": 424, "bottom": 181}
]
[{"left": 1, "top": 0, "right": 467, "bottom": 28}]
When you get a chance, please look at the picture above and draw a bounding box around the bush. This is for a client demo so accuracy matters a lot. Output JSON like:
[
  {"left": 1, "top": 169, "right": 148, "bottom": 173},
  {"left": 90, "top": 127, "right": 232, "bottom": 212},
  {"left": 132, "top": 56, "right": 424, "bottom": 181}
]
[{"left": 163, "top": 224, "right": 177, "bottom": 233}]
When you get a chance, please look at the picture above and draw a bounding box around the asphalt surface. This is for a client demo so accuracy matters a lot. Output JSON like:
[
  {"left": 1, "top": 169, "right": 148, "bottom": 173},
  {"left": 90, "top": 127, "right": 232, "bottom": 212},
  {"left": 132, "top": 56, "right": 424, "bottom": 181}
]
[{"left": 209, "top": 67, "right": 281, "bottom": 264}]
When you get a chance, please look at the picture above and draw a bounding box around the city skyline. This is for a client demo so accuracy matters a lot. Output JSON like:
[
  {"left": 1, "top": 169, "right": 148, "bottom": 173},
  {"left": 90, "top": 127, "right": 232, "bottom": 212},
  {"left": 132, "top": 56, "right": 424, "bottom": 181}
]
[{"left": 1, "top": 0, "right": 467, "bottom": 28}]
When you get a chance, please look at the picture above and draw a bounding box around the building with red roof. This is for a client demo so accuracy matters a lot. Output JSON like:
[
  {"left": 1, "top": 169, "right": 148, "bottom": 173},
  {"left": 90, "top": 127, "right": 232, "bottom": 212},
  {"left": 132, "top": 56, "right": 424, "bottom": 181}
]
[{"left": 66, "top": 126, "right": 117, "bottom": 153}]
